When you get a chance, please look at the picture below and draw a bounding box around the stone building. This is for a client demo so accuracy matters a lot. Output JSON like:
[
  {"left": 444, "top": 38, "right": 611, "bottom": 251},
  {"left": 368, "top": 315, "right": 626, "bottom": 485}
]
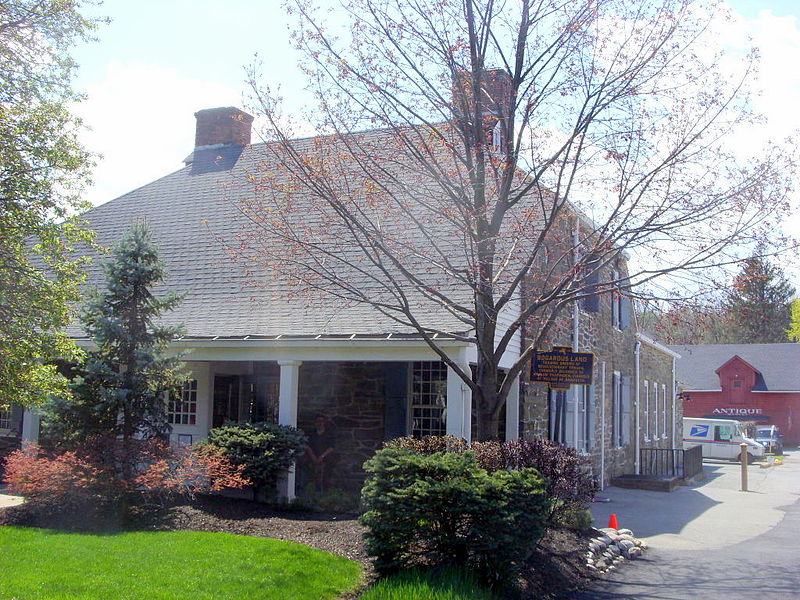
[
  {"left": 520, "top": 243, "right": 681, "bottom": 485},
  {"left": 19, "top": 103, "right": 682, "bottom": 496}
]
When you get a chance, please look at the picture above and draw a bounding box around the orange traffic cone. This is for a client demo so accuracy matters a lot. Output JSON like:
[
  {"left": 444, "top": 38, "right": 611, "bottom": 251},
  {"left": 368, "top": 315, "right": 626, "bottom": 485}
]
[{"left": 608, "top": 513, "right": 619, "bottom": 529}]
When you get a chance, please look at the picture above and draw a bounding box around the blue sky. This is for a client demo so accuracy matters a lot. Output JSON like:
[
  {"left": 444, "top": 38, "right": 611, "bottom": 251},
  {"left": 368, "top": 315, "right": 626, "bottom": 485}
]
[{"left": 69, "top": 1, "right": 800, "bottom": 286}]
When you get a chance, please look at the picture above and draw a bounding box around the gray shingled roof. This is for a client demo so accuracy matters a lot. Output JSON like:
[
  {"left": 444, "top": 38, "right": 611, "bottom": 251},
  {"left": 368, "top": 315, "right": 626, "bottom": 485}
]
[
  {"left": 669, "top": 343, "right": 800, "bottom": 391},
  {"left": 69, "top": 139, "right": 475, "bottom": 339}
]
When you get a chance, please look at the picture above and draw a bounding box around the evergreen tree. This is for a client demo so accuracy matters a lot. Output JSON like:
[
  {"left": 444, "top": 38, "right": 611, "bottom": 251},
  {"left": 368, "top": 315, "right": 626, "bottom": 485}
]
[
  {"left": 46, "top": 224, "right": 185, "bottom": 479},
  {"left": 722, "top": 255, "right": 795, "bottom": 344},
  {"left": 789, "top": 299, "right": 800, "bottom": 343}
]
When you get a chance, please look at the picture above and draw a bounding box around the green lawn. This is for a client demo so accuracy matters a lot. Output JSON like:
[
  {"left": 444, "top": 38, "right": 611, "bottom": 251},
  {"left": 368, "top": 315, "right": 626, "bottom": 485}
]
[
  {"left": 0, "top": 526, "right": 362, "bottom": 600},
  {"left": 358, "top": 568, "right": 500, "bottom": 600}
]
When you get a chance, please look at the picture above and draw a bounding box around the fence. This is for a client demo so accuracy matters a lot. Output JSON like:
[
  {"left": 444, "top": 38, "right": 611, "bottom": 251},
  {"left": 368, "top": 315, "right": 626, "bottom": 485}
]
[{"left": 639, "top": 445, "right": 702, "bottom": 480}]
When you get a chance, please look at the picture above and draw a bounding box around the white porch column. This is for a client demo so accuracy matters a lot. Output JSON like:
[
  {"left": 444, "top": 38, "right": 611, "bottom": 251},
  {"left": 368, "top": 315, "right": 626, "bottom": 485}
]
[
  {"left": 21, "top": 409, "right": 40, "bottom": 444},
  {"left": 278, "top": 360, "right": 302, "bottom": 501},
  {"left": 505, "top": 375, "right": 520, "bottom": 441},
  {"left": 446, "top": 351, "right": 471, "bottom": 441}
]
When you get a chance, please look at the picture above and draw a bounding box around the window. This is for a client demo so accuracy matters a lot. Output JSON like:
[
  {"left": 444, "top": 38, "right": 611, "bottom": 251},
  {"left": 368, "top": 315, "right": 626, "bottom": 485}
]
[
  {"left": 168, "top": 379, "right": 198, "bottom": 425},
  {"left": 410, "top": 361, "right": 447, "bottom": 438},
  {"left": 0, "top": 404, "right": 10, "bottom": 430},
  {"left": 612, "top": 372, "right": 622, "bottom": 447},
  {"left": 715, "top": 425, "right": 733, "bottom": 442},
  {"left": 662, "top": 383, "right": 668, "bottom": 439},
  {"left": 653, "top": 383, "right": 659, "bottom": 439},
  {"left": 643, "top": 380, "right": 650, "bottom": 440},
  {"left": 548, "top": 386, "right": 593, "bottom": 453},
  {"left": 491, "top": 120, "right": 503, "bottom": 151}
]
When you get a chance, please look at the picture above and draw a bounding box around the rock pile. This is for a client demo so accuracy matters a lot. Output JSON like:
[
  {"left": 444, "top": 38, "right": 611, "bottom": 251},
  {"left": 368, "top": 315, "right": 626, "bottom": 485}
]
[{"left": 586, "top": 527, "right": 648, "bottom": 573}]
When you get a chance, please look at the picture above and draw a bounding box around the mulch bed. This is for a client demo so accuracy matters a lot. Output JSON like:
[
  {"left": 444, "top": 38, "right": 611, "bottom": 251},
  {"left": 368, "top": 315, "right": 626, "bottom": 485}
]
[{"left": 0, "top": 495, "right": 597, "bottom": 599}]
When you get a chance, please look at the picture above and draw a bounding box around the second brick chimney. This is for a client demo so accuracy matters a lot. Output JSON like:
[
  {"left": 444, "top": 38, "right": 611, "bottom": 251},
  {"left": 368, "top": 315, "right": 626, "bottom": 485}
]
[{"left": 194, "top": 107, "right": 254, "bottom": 150}]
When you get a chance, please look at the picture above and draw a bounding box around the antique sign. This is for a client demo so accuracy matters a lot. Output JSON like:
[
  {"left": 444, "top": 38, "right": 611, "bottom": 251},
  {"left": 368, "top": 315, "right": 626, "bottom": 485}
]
[{"left": 530, "top": 346, "right": 594, "bottom": 390}]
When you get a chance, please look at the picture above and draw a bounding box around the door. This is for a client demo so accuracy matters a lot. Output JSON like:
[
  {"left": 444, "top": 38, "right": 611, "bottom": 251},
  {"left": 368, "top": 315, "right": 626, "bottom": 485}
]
[{"left": 212, "top": 375, "right": 240, "bottom": 428}]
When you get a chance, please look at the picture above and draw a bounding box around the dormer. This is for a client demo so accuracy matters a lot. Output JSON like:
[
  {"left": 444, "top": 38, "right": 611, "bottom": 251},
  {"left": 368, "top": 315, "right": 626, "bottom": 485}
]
[{"left": 715, "top": 355, "right": 763, "bottom": 402}]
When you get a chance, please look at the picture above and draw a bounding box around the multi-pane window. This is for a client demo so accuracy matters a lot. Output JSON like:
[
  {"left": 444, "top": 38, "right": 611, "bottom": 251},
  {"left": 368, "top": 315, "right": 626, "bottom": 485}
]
[
  {"left": 410, "top": 361, "right": 447, "bottom": 438},
  {"left": 653, "top": 383, "right": 659, "bottom": 439},
  {"left": 0, "top": 404, "right": 10, "bottom": 430},
  {"left": 168, "top": 379, "right": 198, "bottom": 426},
  {"left": 550, "top": 386, "right": 593, "bottom": 453}
]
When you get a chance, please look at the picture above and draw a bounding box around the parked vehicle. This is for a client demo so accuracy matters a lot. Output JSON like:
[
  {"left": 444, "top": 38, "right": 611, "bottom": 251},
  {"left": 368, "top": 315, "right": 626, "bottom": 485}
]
[
  {"left": 754, "top": 425, "right": 784, "bottom": 455},
  {"left": 683, "top": 418, "right": 765, "bottom": 462}
]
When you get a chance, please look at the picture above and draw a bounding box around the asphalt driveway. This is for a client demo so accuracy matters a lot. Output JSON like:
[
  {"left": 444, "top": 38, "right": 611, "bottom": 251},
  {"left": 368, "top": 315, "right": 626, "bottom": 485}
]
[{"left": 579, "top": 451, "right": 800, "bottom": 599}]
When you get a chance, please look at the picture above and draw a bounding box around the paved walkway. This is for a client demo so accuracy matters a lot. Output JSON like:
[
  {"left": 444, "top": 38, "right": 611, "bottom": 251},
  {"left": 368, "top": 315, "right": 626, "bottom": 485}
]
[
  {"left": 0, "top": 486, "right": 23, "bottom": 509},
  {"left": 580, "top": 451, "right": 800, "bottom": 599},
  {"left": 589, "top": 452, "right": 798, "bottom": 550}
]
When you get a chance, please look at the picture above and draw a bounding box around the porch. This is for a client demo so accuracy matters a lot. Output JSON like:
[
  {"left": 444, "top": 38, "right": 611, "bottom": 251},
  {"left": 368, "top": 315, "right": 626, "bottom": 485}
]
[{"left": 170, "top": 337, "right": 521, "bottom": 499}]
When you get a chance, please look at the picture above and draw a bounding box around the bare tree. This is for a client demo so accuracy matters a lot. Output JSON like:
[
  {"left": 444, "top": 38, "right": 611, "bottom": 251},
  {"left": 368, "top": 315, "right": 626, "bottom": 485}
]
[{"left": 231, "top": 0, "right": 795, "bottom": 440}]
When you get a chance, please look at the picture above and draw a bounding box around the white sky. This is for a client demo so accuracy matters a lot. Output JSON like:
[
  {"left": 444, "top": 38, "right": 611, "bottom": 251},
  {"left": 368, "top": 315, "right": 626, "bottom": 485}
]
[{"left": 70, "top": 0, "right": 800, "bottom": 285}]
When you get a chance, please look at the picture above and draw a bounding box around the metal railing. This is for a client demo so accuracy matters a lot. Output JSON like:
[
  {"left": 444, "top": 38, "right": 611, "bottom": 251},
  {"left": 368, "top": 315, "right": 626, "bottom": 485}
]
[{"left": 639, "top": 445, "right": 702, "bottom": 480}]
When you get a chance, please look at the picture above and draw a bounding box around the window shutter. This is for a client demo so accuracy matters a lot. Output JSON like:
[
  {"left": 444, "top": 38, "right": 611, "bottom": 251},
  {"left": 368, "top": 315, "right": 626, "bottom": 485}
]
[
  {"left": 620, "top": 292, "right": 632, "bottom": 330},
  {"left": 621, "top": 375, "right": 632, "bottom": 446},
  {"left": 582, "top": 256, "right": 601, "bottom": 313},
  {"left": 10, "top": 404, "right": 24, "bottom": 434},
  {"left": 585, "top": 385, "right": 595, "bottom": 452},
  {"left": 383, "top": 363, "right": 408, "bottom": 439}
]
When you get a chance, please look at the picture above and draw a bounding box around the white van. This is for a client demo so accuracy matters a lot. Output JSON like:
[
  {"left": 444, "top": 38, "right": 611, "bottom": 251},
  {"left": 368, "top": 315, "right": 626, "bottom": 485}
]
[{"left": 683, "top": 418, "right": 765, "bottom": 461}]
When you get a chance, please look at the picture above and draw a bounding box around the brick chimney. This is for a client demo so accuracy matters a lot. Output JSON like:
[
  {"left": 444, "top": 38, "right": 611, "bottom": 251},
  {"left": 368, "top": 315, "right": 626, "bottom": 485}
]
[
  {"left": 452, "top": 69, "right": 513, "bottom": 152},
  {"left": 194, "top": 107, "right": 254, "bottom": 150}
]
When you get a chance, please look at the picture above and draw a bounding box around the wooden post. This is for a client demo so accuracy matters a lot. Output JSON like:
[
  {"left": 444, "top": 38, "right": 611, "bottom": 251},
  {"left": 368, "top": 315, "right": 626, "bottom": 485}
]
[{"left": 740, "top": 442, "right": 748, "bottom": 492}]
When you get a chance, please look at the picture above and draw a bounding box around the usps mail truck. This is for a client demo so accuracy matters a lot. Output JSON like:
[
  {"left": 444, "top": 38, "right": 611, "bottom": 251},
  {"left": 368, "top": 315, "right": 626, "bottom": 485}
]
[{"left": 683, "top": 418, "right": 765, "bottom": 461}]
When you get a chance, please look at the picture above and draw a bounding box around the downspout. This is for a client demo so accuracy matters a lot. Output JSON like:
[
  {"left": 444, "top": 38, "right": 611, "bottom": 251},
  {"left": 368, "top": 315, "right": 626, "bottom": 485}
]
[
  {"left": 572, "top": 222, "right": 580, "bottom": 450},
  {"left": 600, "top": 361, "right": 606, "bottom": 491},
  {"left": 671, "top": 356, "right": 677, "bottom": 448},
  {"left": 634, "top": 340, "right": 641, "bottom": 475}
]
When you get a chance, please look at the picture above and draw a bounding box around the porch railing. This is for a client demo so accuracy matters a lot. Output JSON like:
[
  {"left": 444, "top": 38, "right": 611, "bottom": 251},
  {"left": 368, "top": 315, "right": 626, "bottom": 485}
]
[{"left": 639, "top": 445, "right": 702, "bottom": 480}]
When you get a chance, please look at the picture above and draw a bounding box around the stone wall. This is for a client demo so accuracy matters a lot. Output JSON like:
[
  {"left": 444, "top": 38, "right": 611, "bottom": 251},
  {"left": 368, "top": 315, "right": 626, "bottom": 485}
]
[
  {"left": 520, "top": 252, "right": 640, "bottom": 485},
  {"left": 638, "top": 342, "right": 681, "bottom": 449},
  {"left": 297, "top": 361, "right": 386, "bottom": 495}
]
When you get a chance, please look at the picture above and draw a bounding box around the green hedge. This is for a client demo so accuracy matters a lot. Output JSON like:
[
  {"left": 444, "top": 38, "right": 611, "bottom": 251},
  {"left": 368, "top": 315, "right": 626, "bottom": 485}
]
[
  {"left": 360, "top": 448, "right": 549, "bottom": 586},
  {"left": 206, "top": 422, "right": 306, "bottom": 494}
]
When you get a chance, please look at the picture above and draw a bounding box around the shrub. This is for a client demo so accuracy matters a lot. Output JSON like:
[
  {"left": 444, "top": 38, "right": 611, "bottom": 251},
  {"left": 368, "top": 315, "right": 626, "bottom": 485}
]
[
  {"left": 360, "top": 448, "right": 549, "bottom": 586},
  {"left": 471, "top": 439, "right": 597, "bottom": 525},
  {"left": 206, "top": 422, "right": 307, "bottom": 495},
  {"left": 134, "top": 442, "right": 250, "bottom": 505},
  {"left": 383, "top": 435, "right": 468, "bottom": 454},
  {"left": 3, "top": 440, "right": 250, "bottom": 515},
  {"left": 384, "top": 436, "right": 597, "bottom": 526},
  {"left": 3, "top": 443, "right": 116, "bottom": 512}
]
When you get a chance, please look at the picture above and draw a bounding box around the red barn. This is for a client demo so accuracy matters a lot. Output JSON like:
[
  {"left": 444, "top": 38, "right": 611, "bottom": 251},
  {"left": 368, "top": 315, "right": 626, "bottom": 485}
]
[{"left": 670, "top": 344, "right": 800, "bottom": 446}]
